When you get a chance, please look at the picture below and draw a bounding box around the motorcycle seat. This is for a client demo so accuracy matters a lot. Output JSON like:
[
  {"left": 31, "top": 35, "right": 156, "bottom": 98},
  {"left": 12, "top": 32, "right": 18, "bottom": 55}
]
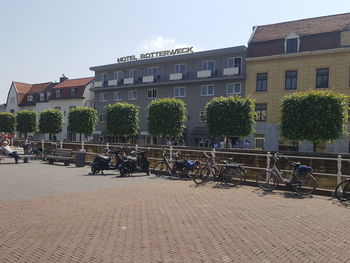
[
  {"left": 98, "top": 155, "right": 110, "bottom": 160},
  {"left": 126, "top": 156, "right": 137, "bottom": 161}
]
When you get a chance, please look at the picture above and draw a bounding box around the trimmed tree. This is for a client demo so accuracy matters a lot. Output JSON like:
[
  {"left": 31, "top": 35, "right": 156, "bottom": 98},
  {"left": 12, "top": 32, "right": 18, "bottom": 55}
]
[
  {"left": 68, "top": 107, "right": 98, "bottom": 141},
  {"left": 105, "top": 103, "right": 139, "bottom": 139},
  {"left": 39, "top": 109, "right": 63, "bottom": 140},
  {"left": 280, "top": 90, "right": 349, "bottom": 151},
  {"left": 205, "top": 96, "right": 256, "bottom": 146},
  {"left": 147, "top": 98, "right": 187, "bottom": 141},
  {"left": 16, "top": 110, "right": 37, "bottom": 139},
  {"left": 0, "top": 112, "right": 16, "bottom": 133}
]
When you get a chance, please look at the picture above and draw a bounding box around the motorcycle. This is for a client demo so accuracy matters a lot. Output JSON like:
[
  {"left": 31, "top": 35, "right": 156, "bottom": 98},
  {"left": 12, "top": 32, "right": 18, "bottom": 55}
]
[
  {"left": 118, "top": 150, "right": 150, "bottom": 177},
  {"left": 90, "top": 150, "right": 122, "bottom": 175}
]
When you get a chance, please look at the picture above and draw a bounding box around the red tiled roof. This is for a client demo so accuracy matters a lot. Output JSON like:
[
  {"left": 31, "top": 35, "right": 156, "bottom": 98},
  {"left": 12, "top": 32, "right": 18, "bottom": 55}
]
[
  {"left": 251, "top": 13, "right": 350, "bottom": 42},
  {"left": 53, "top": 77, "right": 95, "bottom": 89},
  {"left": 14, "top": 81, "right": 32, "bottom": 94},
  {"left": 27, "top": 82, "right": 52, "bottom": 94}
]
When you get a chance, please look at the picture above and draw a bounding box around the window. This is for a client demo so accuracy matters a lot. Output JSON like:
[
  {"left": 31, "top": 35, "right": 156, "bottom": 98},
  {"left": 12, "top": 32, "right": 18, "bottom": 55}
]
[
  {"left": 285, "top": 38, "right": 299, "bottom": 53},
  {"left": 174, "top": 87, "right": 186, "bottom": 98},
  {"left": 47, "top": 92, "right": 51, "bottom": 99},
  {"left": 255, "top": 135, "right": 265, "bottom": 150},
  {"left": 39, "top": 93, "right": 44, "bottom": 101},
  {"left": 147, "top": 89, "right": 158, "bottom": 99},
  {"left": 27, "top": 95, "right": 33, "bottom": 101},
  {"left": 147, "top": 67, "right": 159, "bottom": 76},
  {"left": 200, "top": 85, "right": 214, "bottom": 96},
  {"left": 128, "top": 90, "right": 137, "bottom": 100},
  {"left": 202, "top": 60, "right": 215, "bottom": 71},
  {"left": 227, "top": 57, "right": 242, "bottom": 74},
  {"left": 226, "top": 83, "right": 241, "bottom": 95},
  {"left": 113, "top": 92, "right": 122, "bottom": 101},
  {"left": 99, "top": 93, "right": 107, "bottom": 102},
  {"left": 199, "top": 111, "right": 207, "bottom": 122},
  {"left": 100, "top": 72, "right": 108, "bottom": 81},
  {"left": 99, "top": 114, "right": 105, "bottom": 122},
  {"left": 10, "top": 97, "right": 14, "bottom": 103},
  {"left": 316, "top": 68, "right": 329, "bottom": 89},
  {"left": 70, "top": 88, "right": 78, "bottom": 97},
  {"left": 174, "top": 63, "right": 187, "bottom": 74},
  {"left": 55, "top": 89, "right": 61, "bottom": 98},
  {"left": 285, "top": 70, "right": 297, "bottom": 90},
  {"left": 255, "top": 104, "right": 267, "bottom": 121},
  {"left": 256, "top": 73, "right": 268, "bottom": 91},
  {"left": 114, "top": 71, "right": 123, "bottom": 80},
  {"left": 10, "top": 109, "right": 14, "bottom": 114},
  {"left": 129, "top": 69, "right": 138, "bottom": 78}
]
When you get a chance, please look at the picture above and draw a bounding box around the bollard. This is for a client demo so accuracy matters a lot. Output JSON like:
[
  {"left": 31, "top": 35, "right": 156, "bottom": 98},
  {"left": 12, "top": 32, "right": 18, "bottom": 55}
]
[
  {"left": 41, "top": 140, "right": 44, "bottom": 150},
  {"left": 106, "top": 142, "right": 109, "bottom": 150},
  {"left": 337, "top": 155, "right": 342, "bottom": 185},
  {"left": 135, "top": 144, "right": 138, "bottom": 152},
  {"left": 60, "top": 140, "right": 63, "bottom": 149},
  {"left": 10, "top": 138, "right": 13, "bottom": 146},
  {"left": 25, "top": 138, "right": 28, "bottom": 144},
  {"left": 81, "top": 141, "right": 84, "bottom": 150}
]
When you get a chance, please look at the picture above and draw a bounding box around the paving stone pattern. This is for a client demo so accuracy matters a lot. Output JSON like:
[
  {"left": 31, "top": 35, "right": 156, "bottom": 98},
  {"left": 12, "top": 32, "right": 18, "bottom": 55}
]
[{"left": 0, "top": 161, "right": 350, "bottom": 262}]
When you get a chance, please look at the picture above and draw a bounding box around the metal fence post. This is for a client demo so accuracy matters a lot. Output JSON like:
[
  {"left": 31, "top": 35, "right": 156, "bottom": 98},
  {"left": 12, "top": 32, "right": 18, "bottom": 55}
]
[
  {"left": 337, "top": 155, "right": 342, "bottom": 185},
  {"left": 81, "top": 141, "right": 84, "bottom": 150},
  {"left": 60, "top": 140, "right": 63, "bottom": 149},
  {"left": 106, "top": 142, "right": 109, "bottom": 150},
  {"left": 41, "top": 140, "right": 44, "bottom": 150},
  {"left": 170, "top": 145, "right": 173, "bottom": 161},
  {"left": 266, "top": 151, "right": 271, "bottom": 170},
  {"left": 211, "top": 148, "right": 216, "bottom": 159},
  {"left": 135, "top": 144, "right": 138, "bottom": 152}
]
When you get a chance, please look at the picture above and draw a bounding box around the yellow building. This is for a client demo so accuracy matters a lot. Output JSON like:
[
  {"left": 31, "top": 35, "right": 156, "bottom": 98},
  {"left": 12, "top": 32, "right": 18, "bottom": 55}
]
[{"left": 245, "top": 13, "right": 350, "bottom": 153}]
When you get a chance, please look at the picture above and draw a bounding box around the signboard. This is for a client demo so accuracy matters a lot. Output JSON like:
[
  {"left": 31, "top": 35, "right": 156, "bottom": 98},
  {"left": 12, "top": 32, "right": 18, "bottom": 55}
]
[{"left": 117, "top": 47, "right": 194, "bottom": 63}]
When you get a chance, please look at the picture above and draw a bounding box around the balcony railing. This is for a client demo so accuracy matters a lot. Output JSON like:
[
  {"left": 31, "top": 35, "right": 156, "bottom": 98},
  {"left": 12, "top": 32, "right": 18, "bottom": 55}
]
[
  {"left": 223, "top": 67, "right": 239, "bottom": 76},
  {"left": 94, "top": 81, "right": 103, "bottom": 88},
  {"left": 142, "top": 76, "right": 154, "bottom": 83},
  {"left": 197, "top": 70, "right": 212, "bottom": 78},
  {"left": 124, "top": 77, "right": 134, "bottom": 85},
  {"left": 169, "top": 73, "right": 183, "bottom": 80}
]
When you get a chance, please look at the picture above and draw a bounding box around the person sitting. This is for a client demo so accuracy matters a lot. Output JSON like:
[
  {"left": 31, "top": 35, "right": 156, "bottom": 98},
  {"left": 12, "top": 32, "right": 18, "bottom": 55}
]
[{"left": 1, "top": 140, "right": 21, "bottom": 164}]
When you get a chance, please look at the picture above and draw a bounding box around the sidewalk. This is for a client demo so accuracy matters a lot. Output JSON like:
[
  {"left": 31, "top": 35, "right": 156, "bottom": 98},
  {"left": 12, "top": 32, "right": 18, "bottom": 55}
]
[{"left": 0, "top": 161, "right": 349, "bottom": 262}]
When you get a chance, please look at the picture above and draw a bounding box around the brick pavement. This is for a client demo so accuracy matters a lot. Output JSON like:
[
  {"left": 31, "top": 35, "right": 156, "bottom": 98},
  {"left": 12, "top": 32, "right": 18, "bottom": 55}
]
[{"left": 0, "top": 161, "right": 350, "bottom": 262}]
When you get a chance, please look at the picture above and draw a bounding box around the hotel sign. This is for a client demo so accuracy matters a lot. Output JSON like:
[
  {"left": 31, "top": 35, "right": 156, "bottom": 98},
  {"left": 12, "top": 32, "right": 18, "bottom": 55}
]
[{"left": 117, "top": 47, "right": 194, "bottom": 63}]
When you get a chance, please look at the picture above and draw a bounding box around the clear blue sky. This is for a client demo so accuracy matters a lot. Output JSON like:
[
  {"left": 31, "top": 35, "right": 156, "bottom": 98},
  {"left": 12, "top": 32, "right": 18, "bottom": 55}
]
[{"left": 0, "top": 0, "right": 349, "bottom": 103}]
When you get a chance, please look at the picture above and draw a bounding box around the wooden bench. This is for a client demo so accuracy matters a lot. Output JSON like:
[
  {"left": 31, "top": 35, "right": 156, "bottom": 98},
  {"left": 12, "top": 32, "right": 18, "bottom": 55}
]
[
  {"left": 0, "top": 147, "right": 34, "bottom": 164},
  {"left": 45, "top": 148, "right": 74, "bottom": 166}
]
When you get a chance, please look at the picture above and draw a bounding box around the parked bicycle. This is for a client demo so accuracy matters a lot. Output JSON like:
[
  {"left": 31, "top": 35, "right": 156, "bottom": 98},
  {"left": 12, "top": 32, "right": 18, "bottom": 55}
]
[
  {"left": 334, "top": 178, "right": 350, "bottom": 201},
  {"left": 152, "top": 149, "right": 199, "bottom": 178},
  {"left": 193, "top": 151, "right": 246, "bottom": 187},
  {"left": 256, "top": 152, "right": 316, "bottom": 195}
]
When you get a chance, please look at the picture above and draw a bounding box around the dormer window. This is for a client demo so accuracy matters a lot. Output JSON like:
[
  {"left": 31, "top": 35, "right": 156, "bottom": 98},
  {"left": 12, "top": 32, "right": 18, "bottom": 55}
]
[
  {"left": 39, "top": 93, "right": 44, "bottom": 101},
  {"left": 55, "top": 89, "right": 61, "bottom": 98},
  {"left": 70, "top": 88, "right": 78, "bottom": 97},
  {"left": 285, "top": 33, "right": 300, "bottom": 53},
  {"left": 27, "top": 95, "right": 33, "bottom": 102}
]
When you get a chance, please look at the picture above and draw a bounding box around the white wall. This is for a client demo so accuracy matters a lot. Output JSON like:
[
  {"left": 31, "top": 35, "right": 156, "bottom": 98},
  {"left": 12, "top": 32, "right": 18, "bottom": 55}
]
[{"left": 5, "top": 83, "right": 19, "bottom": 113}]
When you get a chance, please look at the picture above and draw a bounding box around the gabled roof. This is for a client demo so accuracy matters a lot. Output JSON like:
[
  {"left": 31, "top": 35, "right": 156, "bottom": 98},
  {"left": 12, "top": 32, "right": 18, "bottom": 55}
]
[
  {"left": 250, "top": 13, "right": 350, "bottom": 43},
  {"left": 52, "top": 77, "right": 95, "bottom": 89},
  {"left": 14, "top": 81, "right": 32, "bottom": 94}
]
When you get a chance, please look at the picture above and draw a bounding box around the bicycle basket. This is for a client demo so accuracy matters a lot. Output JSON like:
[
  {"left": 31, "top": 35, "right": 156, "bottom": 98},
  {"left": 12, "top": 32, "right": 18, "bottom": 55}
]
[{"left": 297, "top": 165, "right": 312, "bottom": 174}]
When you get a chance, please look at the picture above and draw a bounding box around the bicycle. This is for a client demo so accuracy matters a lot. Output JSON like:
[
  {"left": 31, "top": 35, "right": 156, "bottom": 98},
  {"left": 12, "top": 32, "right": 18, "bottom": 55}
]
[
  {"left": 193, "top": 151, "right": 246, "bottom": 187},
  {"left": 334, "top": 178, "right": 350, "bottom": 201},
  {"left": 152, "top": 149, "right": 198, "bottom": 178},
  {"left": 256, "top": 152, "right": 317, "bottom": 195}
]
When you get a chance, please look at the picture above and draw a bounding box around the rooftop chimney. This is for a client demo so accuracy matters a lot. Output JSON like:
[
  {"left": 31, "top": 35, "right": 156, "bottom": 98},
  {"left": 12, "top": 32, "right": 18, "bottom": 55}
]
[{"left": 59, "top": 74, "right": 68, "bottom": 83}]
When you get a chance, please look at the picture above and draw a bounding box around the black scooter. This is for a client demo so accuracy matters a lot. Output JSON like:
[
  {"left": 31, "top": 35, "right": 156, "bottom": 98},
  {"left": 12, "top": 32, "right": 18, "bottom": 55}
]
[
  {"left": 118, "top": 150, "right": 150, "bottom": 177},
  {"left": 90, "top": 150, "right": 122, "bottom": 175}
]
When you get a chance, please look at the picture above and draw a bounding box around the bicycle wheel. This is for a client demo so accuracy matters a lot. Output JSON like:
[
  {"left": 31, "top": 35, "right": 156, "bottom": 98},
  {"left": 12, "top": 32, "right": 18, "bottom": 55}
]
[
  {"left": 222, "top": 167, "right": 243, "bottom": 187},
  {"left": 335, "top": 180, "right": 350, "bottom": 201},
  {"left": 292, "top": 173, "right": 317, "bottom": 195},
  {"left": 193, "top": 167, "right": 210, "bottom": 185},
  {"left": 152, "top": 161, "right": 168, "bottom": 176},
  {"left": 256, "top": 169, "right": 279, "bottom": 191}
]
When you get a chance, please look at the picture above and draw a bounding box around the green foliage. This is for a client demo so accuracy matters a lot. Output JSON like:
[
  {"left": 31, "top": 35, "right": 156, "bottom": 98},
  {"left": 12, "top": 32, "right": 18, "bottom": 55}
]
[
  {"left": 39, "top": 109, "right": 63, "bottom": 135},
  {"left": 105, "top": 102, "right": 139, "bottom": 137},
  {"left": 205, "top": 96, "right": 256, "bottom": 138},
  {"left": 68, "top": 107, "right": 98, "bottom": 136},
  {"left": 147, "top": 98, "right": 187, "bottom": 138},
  {"left": 280, "top": 90, "right": 349, "bottom": 144},
  {"left": 16, "top": 110, "right": 37, "bottom": 135},
  {"left": 0, "top": 112, "right": 15, "bottom": 133}
]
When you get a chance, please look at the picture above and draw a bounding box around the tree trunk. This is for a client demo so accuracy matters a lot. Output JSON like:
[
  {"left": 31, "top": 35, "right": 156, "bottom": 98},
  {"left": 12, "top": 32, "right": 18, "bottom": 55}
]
[
  {"left": 80, "top": 133, "right": 82, "bottom": 142},
  {"left": 313, "top": 142, "right": 317, "bottom": 152}
]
